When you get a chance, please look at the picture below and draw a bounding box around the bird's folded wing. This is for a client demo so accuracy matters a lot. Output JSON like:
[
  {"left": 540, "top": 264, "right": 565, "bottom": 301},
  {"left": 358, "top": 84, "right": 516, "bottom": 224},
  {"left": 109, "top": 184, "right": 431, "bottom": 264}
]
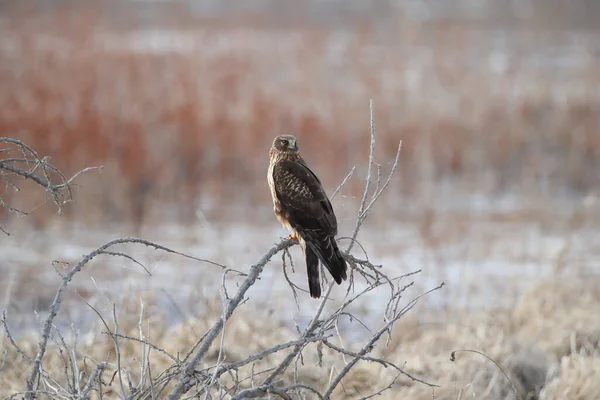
[{"left": 272, "top": 159, "right": 337, "bottom": 235}]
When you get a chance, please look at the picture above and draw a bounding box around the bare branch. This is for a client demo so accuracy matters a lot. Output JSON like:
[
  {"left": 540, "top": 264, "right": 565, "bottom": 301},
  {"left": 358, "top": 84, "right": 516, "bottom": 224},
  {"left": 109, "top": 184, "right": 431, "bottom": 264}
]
[
  {"left": 330, "top": 166, "right": 356, "bottom": 200},
  {"left": 214, "top": 335, "right": 331, "bottom": 376},
  {"left": 357, "top": 372, "right": 402, "bottom": 400},
  {"left": 2, "top": 311, "right": 34, "bottom": 362},
  {"left": 233, "top": 385, "right": 293, "bottom": 400},
  {"left": 99, "top": 251, "right": 152, "bottom": 276},
  {"left": 25, "top": 237, "right": 226, "bottom": 398},
  {"left": 323, "top": 283, "right": 445, "bottom": 398},
  {"left": 237, "top": 386, "right": 289, "bottom": 399},
  {"left": 362, "top": 141, "right": 402, "bottom": 217},
  {"left": 112, "top": 304, "right": 127, "bottom": 399},
  {"left": 106, "top": 333, "right": 179, "bottom": 364},
  {"left": 0, "top": 137, "right": 100, "bottom": 217},
  {"left": 346, "top": 101, "right": 402, "bottom": 254},
  {"left": 281, "top": 248, "right": 303, "bottom": 307},
  {"left": 9, "top": 101, "right": 440, "bottom": 400},
  {"left": 80, "top": 362, "right": 107, "bottom": 400},
  {"left": 360, "top": 99, "right": 377, "bottom": 217},
  {"left": 165, "top": 238, "right": 295, "bottom": 398}
]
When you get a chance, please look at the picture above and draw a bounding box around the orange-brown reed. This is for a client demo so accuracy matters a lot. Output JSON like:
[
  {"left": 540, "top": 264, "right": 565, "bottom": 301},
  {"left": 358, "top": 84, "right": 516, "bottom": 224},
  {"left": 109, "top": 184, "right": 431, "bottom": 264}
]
[{"left": 1, "top": 2, "right": 599, "bottom": 228}]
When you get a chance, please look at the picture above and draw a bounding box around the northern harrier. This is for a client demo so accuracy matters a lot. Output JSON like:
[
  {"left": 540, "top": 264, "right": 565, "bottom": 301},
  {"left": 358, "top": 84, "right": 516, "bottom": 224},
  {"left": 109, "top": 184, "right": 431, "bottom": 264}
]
[{"left": 268, "top": 134, "right": 348, "bottom": 298}]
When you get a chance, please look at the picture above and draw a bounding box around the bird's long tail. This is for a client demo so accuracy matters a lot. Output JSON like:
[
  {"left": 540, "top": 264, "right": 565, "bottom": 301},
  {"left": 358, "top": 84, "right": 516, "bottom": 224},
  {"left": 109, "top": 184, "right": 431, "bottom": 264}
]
[
  {"left": 320, "top": 237, "right": 348, "bottom": 284},
  {"left": 305, "top": 235, "right": 348, "bottom": 292},
  {"left": 305, "top": 247, "right": 321, "bottom": 298}
]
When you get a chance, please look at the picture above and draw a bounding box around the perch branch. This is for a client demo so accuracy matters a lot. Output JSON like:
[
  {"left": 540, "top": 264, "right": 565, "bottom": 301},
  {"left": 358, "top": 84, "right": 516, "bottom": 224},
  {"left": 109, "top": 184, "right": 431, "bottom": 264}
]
[
  {"left": 165, "top": 239, "right": 295, "bottom": 399},
  {"left": 25, "top": 237, "right": 227, "bottom": 399}
]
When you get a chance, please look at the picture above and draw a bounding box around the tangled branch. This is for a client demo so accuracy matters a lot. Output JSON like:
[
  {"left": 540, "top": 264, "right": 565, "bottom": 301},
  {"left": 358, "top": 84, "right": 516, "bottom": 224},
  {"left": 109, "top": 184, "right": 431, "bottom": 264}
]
[
  {"left": 159, "top": 100, "right": 441, "bottom": 399},
  {"left": 4, "top": 101, "right": 443, "bottom": 399},
  {"left": 0, "top": 137, "right": 100, "bottom": 217}
]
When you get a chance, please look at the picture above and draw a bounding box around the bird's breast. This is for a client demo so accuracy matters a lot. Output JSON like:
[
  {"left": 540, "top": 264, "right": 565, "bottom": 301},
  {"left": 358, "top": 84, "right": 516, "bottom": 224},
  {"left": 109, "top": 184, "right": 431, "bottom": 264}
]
[
  {"left": 267, "top": 161, "right": 277, "bottom": 203},
  {"left": 268, "top": 158, "right": 296, "bottom": 234}
]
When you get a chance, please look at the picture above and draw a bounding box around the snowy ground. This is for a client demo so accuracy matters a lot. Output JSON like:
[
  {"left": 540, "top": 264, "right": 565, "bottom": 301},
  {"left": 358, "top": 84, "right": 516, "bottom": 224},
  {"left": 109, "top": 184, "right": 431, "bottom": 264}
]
[{"left": 2, "top": 195, "right": 599, "bottom": 342}]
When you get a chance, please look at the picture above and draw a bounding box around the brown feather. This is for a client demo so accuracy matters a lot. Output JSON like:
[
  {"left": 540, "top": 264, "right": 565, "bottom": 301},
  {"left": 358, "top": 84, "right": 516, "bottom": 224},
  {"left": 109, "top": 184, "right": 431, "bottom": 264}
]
[{"left": 268, "top": 135, "right": 347, "bottom": 298}]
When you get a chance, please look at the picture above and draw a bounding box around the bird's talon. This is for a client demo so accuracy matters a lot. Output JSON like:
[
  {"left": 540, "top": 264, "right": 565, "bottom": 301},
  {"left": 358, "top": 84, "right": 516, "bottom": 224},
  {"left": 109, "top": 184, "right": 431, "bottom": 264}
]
[{"left": 286, "top": 233, "right": 299, "bottom": 242}]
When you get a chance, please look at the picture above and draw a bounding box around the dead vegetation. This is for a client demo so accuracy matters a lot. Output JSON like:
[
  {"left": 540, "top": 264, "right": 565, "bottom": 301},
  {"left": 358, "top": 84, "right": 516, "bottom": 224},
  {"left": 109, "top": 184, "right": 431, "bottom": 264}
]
[
  {"left": 0, "top": 137, "right": 100, "bottom": 226},
  {"left": 2, "top": 101, "right": 599, "bottom": 399},
  {"left": 2, "top": 275, "right": 600, "bottom": 399},
  {"left": 1, "top": 3, "right": 599, "bottom": 228},
  {"left": 0, "top": 102, "right": 450, "bottom": 399},
  {"left": 1, "top": 4, "right": 599, "bottom": 399}
]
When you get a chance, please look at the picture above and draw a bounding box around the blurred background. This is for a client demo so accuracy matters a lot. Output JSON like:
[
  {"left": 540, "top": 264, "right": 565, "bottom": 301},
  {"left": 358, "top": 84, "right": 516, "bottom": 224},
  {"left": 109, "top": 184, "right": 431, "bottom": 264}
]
[
  {"left": 2, "top": 1, "right": 600, "bottom": 398},
  {"left": 1, "top": 0, "right": 600, "bottom": 328}
]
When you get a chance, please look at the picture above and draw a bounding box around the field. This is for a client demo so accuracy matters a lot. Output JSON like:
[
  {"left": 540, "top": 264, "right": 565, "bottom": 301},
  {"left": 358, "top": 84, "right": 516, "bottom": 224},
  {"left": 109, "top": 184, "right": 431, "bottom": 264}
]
[{"left": 1, "top": 1, "right": 600, "bottom": 399}]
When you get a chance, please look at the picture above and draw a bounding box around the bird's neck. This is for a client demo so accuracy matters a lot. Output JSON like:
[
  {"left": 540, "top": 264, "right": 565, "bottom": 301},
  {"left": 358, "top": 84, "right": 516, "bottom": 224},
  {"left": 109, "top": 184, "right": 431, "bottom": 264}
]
[{"left": 271, "top": 150, "right": 303, "bottom": 164}]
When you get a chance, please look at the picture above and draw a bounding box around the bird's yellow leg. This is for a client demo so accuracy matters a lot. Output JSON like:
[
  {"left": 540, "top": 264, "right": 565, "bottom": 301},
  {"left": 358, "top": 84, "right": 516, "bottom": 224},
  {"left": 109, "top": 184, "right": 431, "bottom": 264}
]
[{"left": 286, "top": 232, "right": 300, "bottom": 242}]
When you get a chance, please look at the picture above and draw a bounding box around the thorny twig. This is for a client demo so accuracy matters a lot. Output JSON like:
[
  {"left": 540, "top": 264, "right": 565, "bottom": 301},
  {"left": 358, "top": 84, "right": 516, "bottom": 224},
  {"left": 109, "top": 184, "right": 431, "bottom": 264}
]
[
  {"left": 2, "top": 310, "right": 34, "bottom": 363},
  {"left": 9, "top": 102, "right": 442, "bottom": 400},
  {"left": 164, "top": 238, "right": 296, "bottom": 399},
  {"left": 23, "top": 237, "right": 228, "bottom": 399},
  {"left": 105, "top": 333, "right": 180, "bottom": 364},
  {"left": 164, "top": 100, "right": 435, "bottom": 399},
  {"left": 163, "top": 333, "right": 334, "bottom": 399},
  {"left": 347, "top": 100, "right": 402, "bottom": 254},
  {"left": 324, "top": 283, "right": 445, "bottom": 398},
  {"left": 0, "top": 137, "right": 100, "bottom": 217},
  {"left": 281, "top": 248, "right": 302, "bottom": 308},
  {"left": 80, "top": 362, "right": 107, "bottom": 400}
]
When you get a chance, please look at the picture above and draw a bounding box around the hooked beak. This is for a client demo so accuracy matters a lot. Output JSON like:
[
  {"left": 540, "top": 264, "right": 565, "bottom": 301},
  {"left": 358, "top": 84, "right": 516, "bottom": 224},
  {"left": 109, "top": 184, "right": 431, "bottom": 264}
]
[{"left": 288, "top": 139, "right": 297, "bottom": 151}]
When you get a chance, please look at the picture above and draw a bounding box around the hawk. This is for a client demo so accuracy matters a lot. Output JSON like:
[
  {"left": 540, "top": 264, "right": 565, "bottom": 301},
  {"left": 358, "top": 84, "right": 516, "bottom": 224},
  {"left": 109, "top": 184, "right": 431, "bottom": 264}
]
[{"left": 268, "top": 134, "right": 348, "bottom": 298}]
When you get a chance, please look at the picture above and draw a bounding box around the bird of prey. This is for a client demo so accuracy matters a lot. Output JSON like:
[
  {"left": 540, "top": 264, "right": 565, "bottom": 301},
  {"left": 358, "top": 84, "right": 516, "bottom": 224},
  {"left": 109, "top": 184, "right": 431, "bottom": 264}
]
[{"left": 267, "top": 134, "right": 348, "bottom": 298}]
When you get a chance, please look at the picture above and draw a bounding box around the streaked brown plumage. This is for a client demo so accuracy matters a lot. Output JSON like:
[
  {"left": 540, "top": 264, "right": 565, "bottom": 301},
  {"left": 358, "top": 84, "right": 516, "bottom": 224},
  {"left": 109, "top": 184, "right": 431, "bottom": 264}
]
[{"left": 267, "top": 134, "right": 348, "bottom": 298}]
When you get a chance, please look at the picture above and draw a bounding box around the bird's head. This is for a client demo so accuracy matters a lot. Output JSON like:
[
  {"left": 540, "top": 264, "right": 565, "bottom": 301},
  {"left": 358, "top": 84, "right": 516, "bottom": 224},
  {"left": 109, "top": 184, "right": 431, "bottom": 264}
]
[{"left": 272, "top": 134, "right": 298, "bottom": 154}]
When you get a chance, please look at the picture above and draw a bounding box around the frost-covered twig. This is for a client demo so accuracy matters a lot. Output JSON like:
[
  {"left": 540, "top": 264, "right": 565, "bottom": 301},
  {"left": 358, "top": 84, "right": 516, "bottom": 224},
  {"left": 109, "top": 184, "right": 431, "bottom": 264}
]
[
  {"left": 347, "top": 101, "right": 402, "bottom": 254},
  {"left": 80, "top": 362, "right": 107, "bottom": 400},
  {"left": 164, "top": 100, "right": 430, "bottom": 400},
  {"left": 10, "top": 102, "right": 440, "bottom": 400},
  {"left": 323, "top": 283, "right": 445, "bottom": 398},
  {"left": 24, "top": 237, "right": 227, "bottom": 399},
  {"left": 165, "top": 238, "right": 295, "bottom": 399},
  {"left": 2, "top": 311, "right": 33, "bottom": 363},
  {"left": 0, "top": 137, "right": 100, "bottom": 217}
]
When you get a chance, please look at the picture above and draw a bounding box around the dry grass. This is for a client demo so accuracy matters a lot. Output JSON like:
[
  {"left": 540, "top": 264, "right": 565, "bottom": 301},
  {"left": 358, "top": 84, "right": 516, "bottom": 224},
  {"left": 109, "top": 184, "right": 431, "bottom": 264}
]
[
  {"left": 1, "top": 3, "right": 600, "bottom": 399},
  {"left": 2, "top": 276, "right": 599, "bottom": 399}
]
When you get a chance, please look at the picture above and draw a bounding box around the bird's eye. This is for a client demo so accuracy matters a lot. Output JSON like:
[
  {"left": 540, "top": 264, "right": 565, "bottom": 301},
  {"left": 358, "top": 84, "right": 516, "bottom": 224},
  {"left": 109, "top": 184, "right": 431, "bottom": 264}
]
[{"left": 281, "top": 140, "right": 288, "bottom": 146}]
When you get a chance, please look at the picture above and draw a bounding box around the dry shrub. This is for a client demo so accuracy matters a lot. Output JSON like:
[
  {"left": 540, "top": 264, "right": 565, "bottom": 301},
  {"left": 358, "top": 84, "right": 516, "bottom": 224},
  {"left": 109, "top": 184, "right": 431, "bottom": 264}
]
[
  {"left": 512, "top": 277, "right": 600, "bottom": 356},
  {"left": 373, "top": 313, "right": 548, "bottom": 400},
  {"left": 1, "top": 293, "right": 286, "bottom": 395},
  {"left": 2, "top": 142, "right": 598, "bottom": 399},
  {"left": 541, "top": 355, "right": 600, "bottom": 400},
  {"left": 330, "top": 361, "right": 392, "bottom": 399},
  {"left": 352, "top": 276, "right": 600, "bottom": 399},
  {"left": 4, "top": 275, "right": 600, "bottom": 399},
  {"left": 555, "top": 331, "right": 600, "bottom": 360},
  {"left": 1, "top": 111, "right": 433, "bottom": 399},
  {"left": 0, "top": 295, "right": 401, "bottom": 397}
]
